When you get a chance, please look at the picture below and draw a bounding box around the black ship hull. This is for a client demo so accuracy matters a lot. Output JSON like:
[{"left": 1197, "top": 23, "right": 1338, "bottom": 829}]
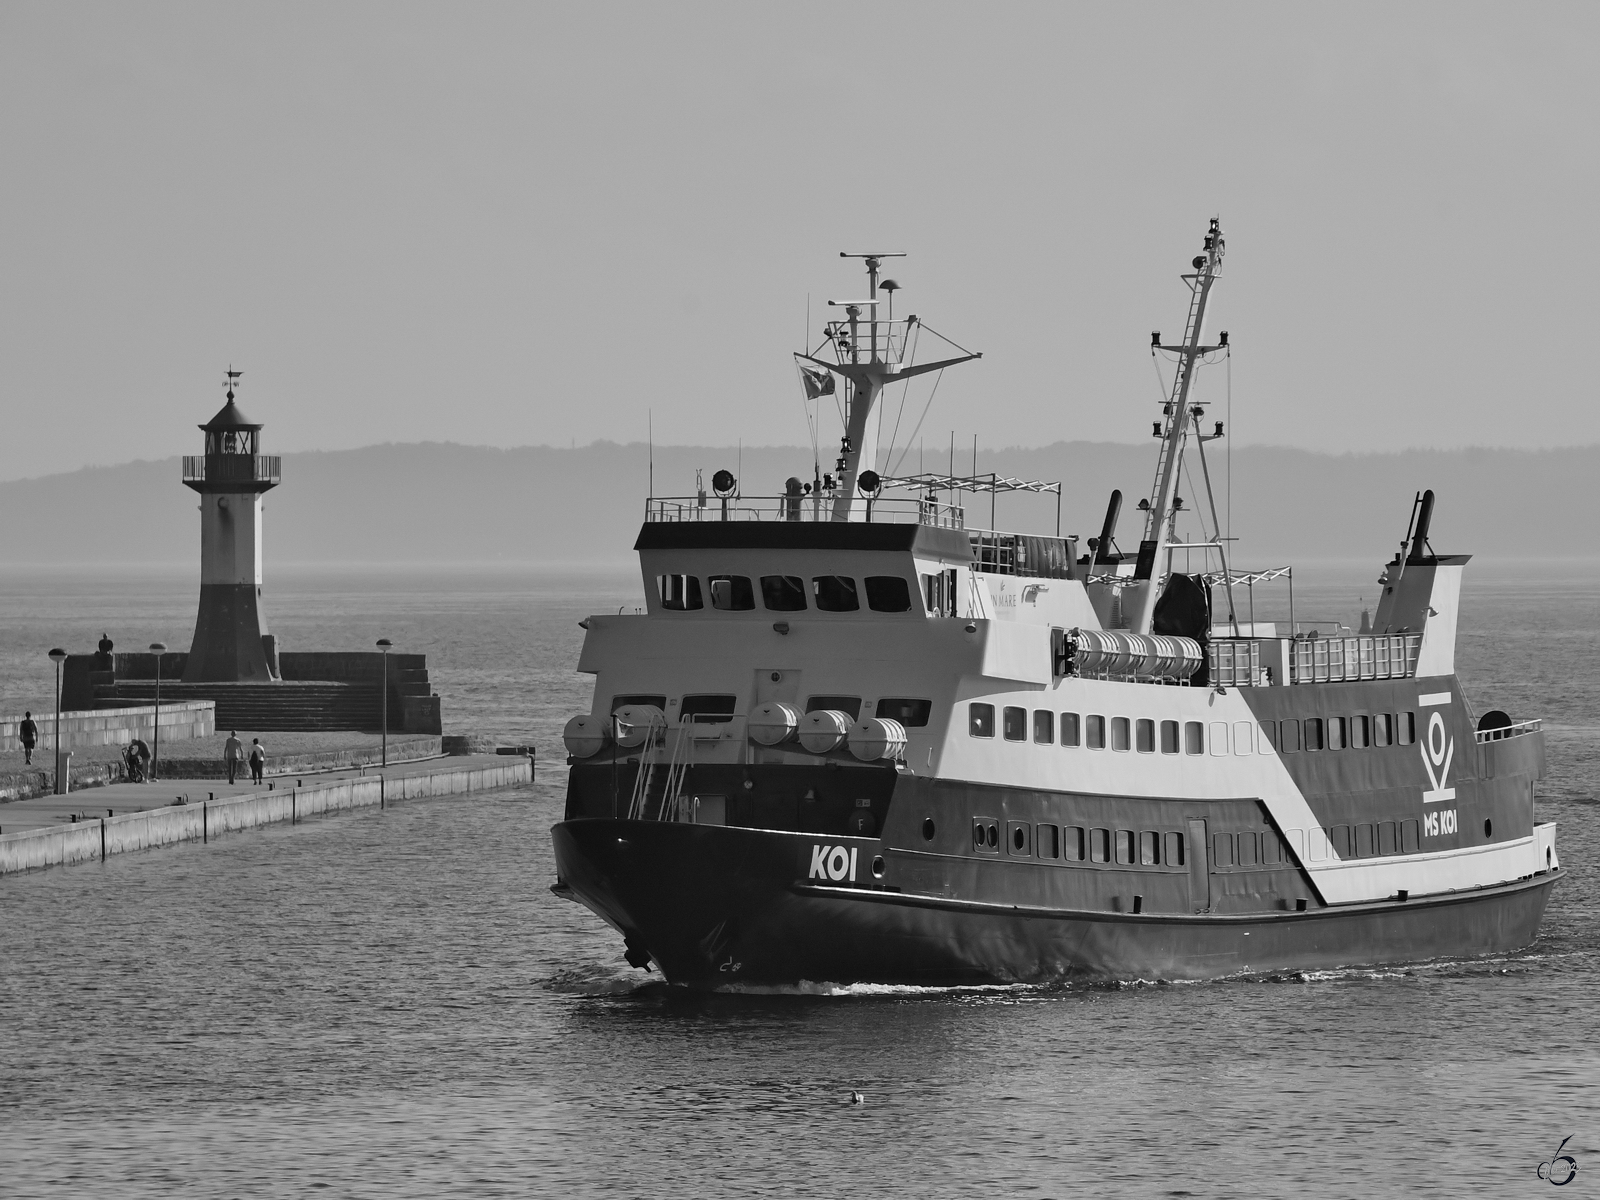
[{"left": 552, "top": 818, "right": 1560, "bottom": 989}]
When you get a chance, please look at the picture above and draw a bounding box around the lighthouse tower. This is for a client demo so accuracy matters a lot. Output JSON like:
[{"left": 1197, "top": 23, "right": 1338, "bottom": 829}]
[{"left": 181, "top": 371, "right": 282, "bottom": 682}]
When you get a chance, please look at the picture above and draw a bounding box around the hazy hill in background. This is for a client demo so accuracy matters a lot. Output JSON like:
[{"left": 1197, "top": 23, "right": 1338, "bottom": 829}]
[{"left": 0, "top": 441, "right": 1592, "bottom": 568}]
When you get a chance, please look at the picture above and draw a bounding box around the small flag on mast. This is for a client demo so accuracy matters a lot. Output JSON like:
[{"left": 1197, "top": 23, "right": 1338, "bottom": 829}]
[{"left": 797, "top": 364, "right": 836, "bottom": 400}]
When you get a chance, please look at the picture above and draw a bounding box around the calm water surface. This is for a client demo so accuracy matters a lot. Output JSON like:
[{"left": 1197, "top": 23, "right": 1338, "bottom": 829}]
[{"left": 1, "top": 562, "right": 1597, "bottom": 1197}]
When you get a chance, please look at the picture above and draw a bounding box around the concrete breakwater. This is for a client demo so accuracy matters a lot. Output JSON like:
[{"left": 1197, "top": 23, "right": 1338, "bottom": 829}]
[
  {"left": 0, "top": 701, "right": 215, "bottom": 753},
  {"left": 0, "top": 756, "right": 531, "bottom": 877}
]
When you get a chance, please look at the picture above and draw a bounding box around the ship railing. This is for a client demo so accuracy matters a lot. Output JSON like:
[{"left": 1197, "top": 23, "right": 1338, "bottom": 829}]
[
  {"left": 182, "top": 454, "right": 281, "bottom": 485},
  {"left": 644, "top": 495, "right": 966, "bottom": 529},
  {"left": 1475, "top": 718, "right": 1542, "bottom": 744},
  {"left": 1289, "top": 634, "right": 1420, "bottom": 684},
  {"left": 1209, "top": 639, "right": 1264, "bottom": 687}
]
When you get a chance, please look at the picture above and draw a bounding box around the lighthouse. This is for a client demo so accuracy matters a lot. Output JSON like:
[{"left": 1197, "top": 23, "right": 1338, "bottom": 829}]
[{"left": 181, "top": 371, "right": 282, "bottom": 682}]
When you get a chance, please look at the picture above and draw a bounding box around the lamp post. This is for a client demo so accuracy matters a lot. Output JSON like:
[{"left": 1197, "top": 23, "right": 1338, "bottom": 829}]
[
  {"left": 149, "top": 642, "right": 167, "bottom": 783},
  {"left": 376, "top": 639, "right": 392, "bottom": 767},
  {"left": 48, "top": 648, "right": 67, "bottom": 794}
]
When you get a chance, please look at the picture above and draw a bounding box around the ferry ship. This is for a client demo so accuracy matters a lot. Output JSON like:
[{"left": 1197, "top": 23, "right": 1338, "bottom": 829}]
[{"left": 551, "top": 221, "right": 1560, "bottom": 987}]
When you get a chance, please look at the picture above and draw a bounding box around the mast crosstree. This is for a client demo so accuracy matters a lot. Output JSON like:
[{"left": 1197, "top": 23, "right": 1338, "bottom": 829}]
[{"left": 796, "top": 254, "right": 980, "bottom": 522}]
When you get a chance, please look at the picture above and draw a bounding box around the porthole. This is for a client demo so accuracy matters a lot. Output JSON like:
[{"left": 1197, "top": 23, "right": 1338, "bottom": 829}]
[
  {"left": 987, "top": 824, "right": 999, "bottom": 849},
  {"left": 922, "top": 817, "right": 936, "bottom": 842},
  {"left": 1484, "top": 818, "right": 1493, "bottom": 838},
  {"left": 871, "top": 855, "right": 886, "bottom": 878},
  {"left": 1013, "top": 826, "right": 1026, "bottom": 851}
]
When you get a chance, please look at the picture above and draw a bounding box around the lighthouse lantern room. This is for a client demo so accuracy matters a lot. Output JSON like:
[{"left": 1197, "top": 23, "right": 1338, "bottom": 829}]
[{"left": 180, "top": 370, "right": 283, "bottom": 682}]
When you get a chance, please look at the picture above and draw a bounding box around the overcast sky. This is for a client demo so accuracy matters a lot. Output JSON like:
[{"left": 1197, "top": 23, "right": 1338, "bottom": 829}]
[{"left": 2, "top": 2, "right": 1594, "bottom": 481}]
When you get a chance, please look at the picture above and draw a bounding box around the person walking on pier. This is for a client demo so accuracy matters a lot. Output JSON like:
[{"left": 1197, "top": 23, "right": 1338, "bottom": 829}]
[
  {"left": 224, "top": 731, "right": 244, "bottom": 785},
  {"left": 249, "top": 738, "right": 265, "bottom": 785},
  {"left": 19, "top": 712, "right": 37, "bottom": 765}
]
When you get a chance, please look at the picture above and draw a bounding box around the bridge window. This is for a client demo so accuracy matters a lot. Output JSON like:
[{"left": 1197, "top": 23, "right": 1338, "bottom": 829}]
[
  {"left": 1379, "top": 821, "right": 1398, "bottom": 855},
  {"left": 1355, "top": 823, "right": 1375, "bottom": 857},
  {"left": 1401, "top": 818, "right": 1420, "bottom": 852},
  {"left": 969, "top": 703, "right": 995, "bottom": 738},
  {"left": 1304, "top": 718, "right": 1325, "bottom": 751},
  {"left": 1036, "top": 823, "right": 1060, "bottom": 860},
  {"left": 1160, "top": 720, "right": 1179, "bottom": 754},
  {"left": 1033, "top": 710, "right": 1054, "bottom": 744},
  {"left": 657, "top": 574, "right": 702, "bottom": 611},
  {"left": 1351, "top": 714, "right": 1370, "bottom": 749},
  {"left": 1136, "top": 719, "right": 1155, "bottom": 753},
  {"left": 1279, "top": 719, "right": 1301, "bottom": 752},
  {"left": 1373, "top": 713, "right": 1393, "bottom": 747},
  {"left": 921, "top": 569, "right": 958, "bottom": 617},
  {"left": 1165, "top": 831, "right": 1185, "bottom": 866},
  {"left": 680, "top": 694, "right": 737, "bottom": 723},
  {"left": 1111, "top": 717, "right": 1131, "bottom": 752},
  {"left": 1263, "top": 832, "right": 1283, "bottom": 865},
  {"left": 875, "top": 698, "right": 931, "bottom": 727},
  {"left": 1184, "top": 721, "right": 1204, "bottom": 755},
  {"left": 1139, "top": 831, "right": 1160, "bottom": 865},
  {"left": 1003, "top": 706, "right": 1026, "bottom": 741},
  {"left": 1086, "top": 715, "right": 1106, "bottom": 750},
  {"left": 1258, "top": 721, "right": 1278, "bottom": 752},
  {"left": 813, "top": 575, "right": 859, "bottom": 612},
  {"left": 808, "top": 695, "right": 861, "bottom": 720},
  {"left": 1238, "top": 832, "right": 1260, "bottom": 866},
  {"left": 1328, "top": 825, "right": 1352, "bottom": 857},
  {"left": 708, "top": 575, "right": 755, "bottom": 611},
  {"left": 1328, "top": 717, "right": 1346, "bottom": 750},
  {"left": 1209, "top": 722, "right": 1228, "bottom": 756},
  {"left": 1060, "top": 712, "right": 1081, "bottom": 747},
  {"left": 865, "top": 576, "right": 913, "bottom": 612},
  {"left": 1213, "top": 833, "right": 1236, "bottom": 867},
  {"left": 761, "top": 575, "right": 807, "bottom": 611}
]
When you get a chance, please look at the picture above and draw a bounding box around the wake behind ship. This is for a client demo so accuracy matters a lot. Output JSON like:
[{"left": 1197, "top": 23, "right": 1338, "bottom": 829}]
[{"left": 551, "top": 223, "right": 1561, "bottom": 988}]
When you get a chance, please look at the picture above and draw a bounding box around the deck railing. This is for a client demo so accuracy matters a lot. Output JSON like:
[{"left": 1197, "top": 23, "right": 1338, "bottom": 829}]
[
  {"left": 1290, "top": 634, "right": 1420, "bottom": 684},
  {"left": 1475, "top": 718, "right": 1542, "bottom": 744},
  {"left": 644, "top": 495, "right": 966, "bottom": 528},
  {"left": 182, "top": 455, "right": 281, "bottom": 486}
]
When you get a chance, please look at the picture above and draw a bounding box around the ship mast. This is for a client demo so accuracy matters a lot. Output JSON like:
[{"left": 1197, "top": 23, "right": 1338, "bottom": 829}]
[
  {"left": 796, "top": 254, "right": 980, "bottom": 521},
  {"left": 1127, "top": 219, "right": 1228, "bottom": 635}
]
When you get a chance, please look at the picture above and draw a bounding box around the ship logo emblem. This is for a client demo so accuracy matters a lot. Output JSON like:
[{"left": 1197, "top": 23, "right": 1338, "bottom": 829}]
[{"left": 1419, "top": 692, "right": 1455, "bottom": 804}]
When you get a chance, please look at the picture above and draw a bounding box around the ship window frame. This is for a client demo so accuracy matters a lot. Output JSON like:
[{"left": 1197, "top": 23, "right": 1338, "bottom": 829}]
[
  {"left": 808, "top": 695, "right": 862, "bottom": 720},
  {"left": 1184, "top": 721, "right": 1204, "bottom": 755},
  {"left": 1238, "top": 831, "right": 1260, "bottom": 866},
  {"left": 1160, "top": 719, "right": 1179, "bottom": 754},
  {"left": 610, "top": 693, "right": 667, "bottom": 714},
  {"left": 1111, "top": 716, "right": 1131, "bottom": 752},
  {"left": 1379, "top": 820, "right": 1398, "bottom": 855},
  {"left": 865, "top": 576, "right": 914, "bottom": 613},
  {"left": 1209, "top": 721, "right": 1228, "bottom": 756},
  {"left": 1233, "top": 721, "right": 1254, "bottom": 755},
  {"left": 1213, "top": 832, "right": 1236, "bottom": 867},
  {"left": 875, "top": 698, "right": 932, "bottom": 727},
  {"left": 1304, "top": 717, "right": 1325, "bottom": 751},
  {"left": 1063, "top": 826, "right": 1085, "bottom": 862},
  {"left": 1007, "top": 820, "right": 1032, "bottom": 857},
  {"left": 812, "top": 575, "right": 860, "bottom": 612},
  {"left": 1355, "top": 822, "right": 1376, "bottom": 857},
  {"left": 969, "top": 703, "right": 995, "bottom": 738},
  {"left": 1327, "top": 716, "right": 1346, "bottom": 751},
  {"left": 1115, "top": 829, "right": 1135, "bottom": 865},
  {"left": 1280, "top": 719, "right": 1301, "bottom": 753},
  {"left": 707, "top": 574, "right": 756, "bottom": 611},
  {"left": 680, "top": 693, "right": 738, "bottom": 724},
  {"left": 656, "top": 573, "right": 703, "bottom": 611},
  {"left": 1164, "top": 831, "right": 1185, "bottom": 866},
  {"left": 1351, "top": 714, "right": 1370, "bottom": 749},
  {"left": 1401, "top": 818, "right": 1420, "bottom": 852},
  {"left": 1086, "top": 715, "right": 1107, "bottom": 750},
  {"left": 1262, "top": 831, "right": 1284, "bottom": 865},
  {"left": 1374, "top": 713, "right": 1394, "bottom": 747},
  {"left": 1259, "top": 721, "right": 1278, "bottom": 752},
  {"left": 1060, "top": 712, "right": 1081, "bottom": 748},
  {"left": 1139, "top": 830, "right": 1160, "bottom": 865},
  {"left": 760, "top": 575, "right": 808, "bottom": 612},
  {"left": 1135, "top": 718, "right": 1155, "bottom": 754},
  {"left": 1036, "top": 823, "right": 1060, "bottom": 860},
  {"left": 1003, "top": 706, "right": 1026, "bottom": 741},
  {"left": 1033, "top": 709, "right": 1054, "bottom": 744},
  {"left": 1398, "top": 711, "right": 1416, "bottom": 745},
  {"left": 1089, "top": 827, "right": 1111, "bottom": 863}
]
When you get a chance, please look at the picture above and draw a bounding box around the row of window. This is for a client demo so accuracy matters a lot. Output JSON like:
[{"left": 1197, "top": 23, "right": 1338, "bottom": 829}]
[
  {"left": 610, "top": 693, "right": 934, "bottom": 727},
  {"left": 975, "top": 817, "right": 1426, "bottom": 866},
  {"left": 969, "top": 704, "right": 1422, "bottom": 757},
  {"left": 657, "top": 573, "right": 914, "bottom": 613}
]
